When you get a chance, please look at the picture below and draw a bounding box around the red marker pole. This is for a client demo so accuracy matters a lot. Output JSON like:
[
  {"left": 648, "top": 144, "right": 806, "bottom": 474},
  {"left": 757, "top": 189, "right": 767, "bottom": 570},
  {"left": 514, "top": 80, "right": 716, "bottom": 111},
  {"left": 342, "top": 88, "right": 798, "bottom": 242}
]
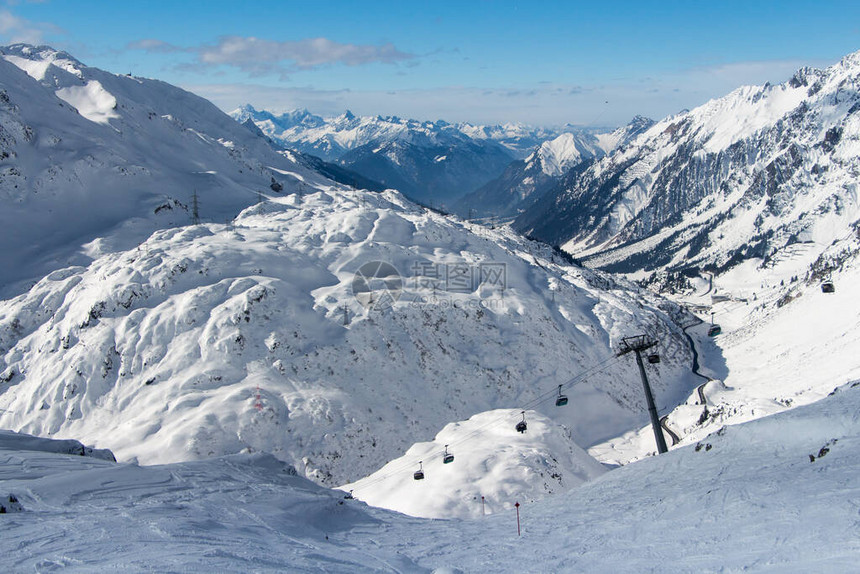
[
  {"left": 481, "top": 496, "right": 485, "bottom": 516},
  {"left": 515, "top": 502, "right": 521, "bottom": 536}
]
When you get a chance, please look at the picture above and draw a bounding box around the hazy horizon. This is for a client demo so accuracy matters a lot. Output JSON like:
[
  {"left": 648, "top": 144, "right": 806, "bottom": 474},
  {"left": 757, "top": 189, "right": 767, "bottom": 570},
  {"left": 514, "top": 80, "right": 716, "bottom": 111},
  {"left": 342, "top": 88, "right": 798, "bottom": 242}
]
[{"left": 1, "top": 0, "right": 858, "bottom": 127}]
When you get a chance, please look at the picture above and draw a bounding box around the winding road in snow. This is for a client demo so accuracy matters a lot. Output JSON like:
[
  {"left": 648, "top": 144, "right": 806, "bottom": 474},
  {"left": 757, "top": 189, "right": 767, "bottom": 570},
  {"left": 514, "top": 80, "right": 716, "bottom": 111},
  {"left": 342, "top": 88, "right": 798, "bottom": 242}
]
[
  {"left": 683, "top": 320, "right": 713, "bottom": 404},
  {"left": 696, "top": 382, "right": 708, "bottom": 406},
  {"left": 659, "top": 318, "right": 714, "bottom": 447},
  {"left": 659, "top": 415, "right": 681, "bottom": 446},
  {"left": 702, "top": 272, "right": 714, "bottom": 296}
]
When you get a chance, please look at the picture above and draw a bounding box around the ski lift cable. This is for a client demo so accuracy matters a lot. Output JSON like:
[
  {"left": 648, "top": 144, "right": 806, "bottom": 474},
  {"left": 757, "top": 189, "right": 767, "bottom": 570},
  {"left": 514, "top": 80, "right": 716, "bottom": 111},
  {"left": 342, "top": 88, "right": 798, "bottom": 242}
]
[
  {"left": 711, "top": 302, "right": 744, "bottom": 316},
  {"left": 419, "top": 353, "right": 623, "bottom": 456},
  {"left": 708, "top": 298, "right": 750, "bottom": 319},
  {"left": 346, "top": 352, "right": 624, "bottom": 494},
  {"left": 443, "top": 353, "right": 624, "bottom": 449},
  {"left": 347, "top": 354, "right": 623, "bottom": 493}
]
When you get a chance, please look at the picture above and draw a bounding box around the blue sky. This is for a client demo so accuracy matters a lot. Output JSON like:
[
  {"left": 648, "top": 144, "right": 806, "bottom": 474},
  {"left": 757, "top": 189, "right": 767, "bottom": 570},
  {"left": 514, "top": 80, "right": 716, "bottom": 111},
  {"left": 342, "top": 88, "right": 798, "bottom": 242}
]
[{"left": 1, "top": 0, "right": 859, "bottom": 126}]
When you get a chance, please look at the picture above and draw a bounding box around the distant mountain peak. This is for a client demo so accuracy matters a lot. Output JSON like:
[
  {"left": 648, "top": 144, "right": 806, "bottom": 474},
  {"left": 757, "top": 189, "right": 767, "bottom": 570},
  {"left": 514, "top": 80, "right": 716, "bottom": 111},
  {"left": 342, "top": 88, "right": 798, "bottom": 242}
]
[
  {"left": 2, "top": 43, "right": 82, "bottom": 64},
  {"left": 455, "top": 119, "right": 653, "bottom": 219},
  {"left": 234, "top": 102, "right": 258, "bottom": 114},
  {"left": 627, "top": 115, "right": 655, "bottom": 129},
  {"left": 230, "top": 105, "right": 560, "bottom": 205},
  {"left": 514, "top": 51, "right": 860, "bottom": 284},
  {"left": 1, "top": 43, "right": 88, "bottom": 84},
  {"left": 0, "top": 44, "right": 341, "bottom": 294},
  {"left": 532, "top": 132, "right": 599, "bottom": 177},
  {"left": 837, "top": 48, "right": 860, "bottom": 69}
]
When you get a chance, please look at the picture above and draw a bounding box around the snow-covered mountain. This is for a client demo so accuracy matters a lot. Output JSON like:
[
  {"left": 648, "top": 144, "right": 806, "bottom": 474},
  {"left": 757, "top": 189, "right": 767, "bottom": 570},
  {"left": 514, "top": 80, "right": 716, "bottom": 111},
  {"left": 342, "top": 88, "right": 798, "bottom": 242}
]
[
  {"left": 0, "top": 44, "right": 339, "bottom": 297},
  {"left": 506, "top": 51, "right": 860, "bottom": 467},
  {"left": 232, "top": 105, "right": 558, "bottom": 206},
  {"left": 232, "top": 105, "right": 557, "bottom": 161},
  {"left": 0, "top": 186, "right": 696, "bottom": 491},
  {"left": 1, "top": 39, "right": 859, "bottom": 572},
  {"left": 536, "top": 117, "right": 655, "bottom": 179},
  {"left": 456, "top": 121, "right": 566, "bottom": 157},
  {"left": 455, "top": 117, "right": 654, "bottom": 219},
  {"left": 514, "top": 52, "right": 860, "bottom": 280},
  {"left": 0, "top": 42, "right": 702, "bottom": 514}
]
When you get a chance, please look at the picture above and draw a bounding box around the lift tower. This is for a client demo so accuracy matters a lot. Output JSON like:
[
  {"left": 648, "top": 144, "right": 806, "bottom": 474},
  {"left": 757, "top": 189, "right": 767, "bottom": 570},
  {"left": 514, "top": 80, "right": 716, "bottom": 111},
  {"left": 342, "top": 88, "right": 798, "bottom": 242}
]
[{"left": 617, "top": 335, "right": 668, "bottom": 454}]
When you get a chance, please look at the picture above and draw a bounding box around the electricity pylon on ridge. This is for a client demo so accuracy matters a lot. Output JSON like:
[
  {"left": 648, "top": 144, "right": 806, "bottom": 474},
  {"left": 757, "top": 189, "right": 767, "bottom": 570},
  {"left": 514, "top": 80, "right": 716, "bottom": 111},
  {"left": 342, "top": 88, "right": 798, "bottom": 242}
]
[{"left": 617, "top": 335, "right": 669, "bottom": 454}]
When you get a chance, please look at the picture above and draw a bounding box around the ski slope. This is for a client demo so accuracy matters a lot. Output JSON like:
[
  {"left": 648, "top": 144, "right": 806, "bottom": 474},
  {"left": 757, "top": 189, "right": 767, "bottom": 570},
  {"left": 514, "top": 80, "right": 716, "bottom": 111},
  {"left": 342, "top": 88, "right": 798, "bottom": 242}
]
[
  {"left": 3, "top": 379, "right": 859, "bottom": 572},
  {"left": 342, "top": 408, "right": 608, "bottom": 519}
]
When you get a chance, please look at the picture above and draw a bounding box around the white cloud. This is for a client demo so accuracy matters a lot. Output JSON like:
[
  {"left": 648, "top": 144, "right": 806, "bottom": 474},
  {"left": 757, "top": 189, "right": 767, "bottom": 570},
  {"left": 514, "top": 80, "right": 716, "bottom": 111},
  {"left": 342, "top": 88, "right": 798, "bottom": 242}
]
[
  {"left": 184, "top": 56, "right": 838, "bottom": 128},
  {"left": 129, "top": 35, "right": 414, "bottom": 78},
  {"left": 126, "top": 38, "right": 185, "bottom": 53},
  {"left": 0, "top": 8, "right": 59, "bottom": 44},
  {"left": 201, "top": 36, "right": 411, "bottom": 69}
]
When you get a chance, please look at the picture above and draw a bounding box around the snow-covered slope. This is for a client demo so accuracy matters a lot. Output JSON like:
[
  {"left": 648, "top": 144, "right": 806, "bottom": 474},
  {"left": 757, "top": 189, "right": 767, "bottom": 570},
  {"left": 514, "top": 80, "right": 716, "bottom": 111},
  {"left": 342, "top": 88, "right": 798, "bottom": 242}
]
[
  {"left": 455, "top": 117, "right": 654, "bottom": 220},
  {"left": 0, "top": 187, "right": 695, "bottom": 487},
  {"left": 0, "top": 44, "right": 336, "bottom": 297},
  {"left": 515, "top": 51, "right": 860, "bottom": 278},
  {"left": 594, "top": 226, "right": 860, "bottom": 467},
  {"left": 4, "top": 379, "right": 860, "bottom": 572},
  {"left": 0, "top": 428, "right": 115, "bottom": 460},
  {"left": 0, "top": 433, "right": 411, "bottom": 572},
  {"left": 505, "top": 52, "right": 860, "bottom": 463},
  {"left": 232, "top": 105, "right": 553, "bottom": 205},
  {"left": 343, "top": 408, "right": 607, "bottom": 518}
]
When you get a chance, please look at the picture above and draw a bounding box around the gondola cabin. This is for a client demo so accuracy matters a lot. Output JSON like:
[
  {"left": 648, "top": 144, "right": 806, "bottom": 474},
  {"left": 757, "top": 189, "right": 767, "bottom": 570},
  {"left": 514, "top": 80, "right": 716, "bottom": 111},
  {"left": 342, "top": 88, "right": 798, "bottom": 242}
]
[
  {"left": 443, "top": 445, "right": 454, "bottom": 464},
  {"left": 707, "top": 324, "right": 722, "bottom": 337},
  {"left": 413, "top": 461, "right": 425, "bottom": 480},
  {"left": 647, "top": 353, "right": 661, "bottom": 364},
  {"left": 821, "top": 281, "right": 835, "bottom": 293},
  {"left": 516, "top": 411, "right": 527, "bottom": 433},
  {"left": 555, "top": 385, "right": 568, "bottom": 406}
]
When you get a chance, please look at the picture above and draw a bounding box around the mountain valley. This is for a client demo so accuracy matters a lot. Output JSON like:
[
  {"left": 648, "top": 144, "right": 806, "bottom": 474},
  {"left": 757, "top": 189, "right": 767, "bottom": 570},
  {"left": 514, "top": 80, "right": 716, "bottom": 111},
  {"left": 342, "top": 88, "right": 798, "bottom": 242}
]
[{"left": 1, "top": 37, "right": 860, "bottom": 573}]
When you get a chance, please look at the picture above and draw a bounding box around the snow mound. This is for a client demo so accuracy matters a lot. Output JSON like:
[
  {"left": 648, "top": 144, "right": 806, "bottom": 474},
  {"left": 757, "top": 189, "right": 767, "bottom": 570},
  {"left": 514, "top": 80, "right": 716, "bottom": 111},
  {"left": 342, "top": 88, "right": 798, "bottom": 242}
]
[
  {"left": 343, "top": 408, "right": 606, "bottom": 518},
  {"left": 55, "top": 80, "right": 119, "bottom": 124},
  {"left": 0, "top": 429, "right": 115, "bottom": 460},
  {"left": 0, "top": 434, "right": 408, "bottom": 572}
]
